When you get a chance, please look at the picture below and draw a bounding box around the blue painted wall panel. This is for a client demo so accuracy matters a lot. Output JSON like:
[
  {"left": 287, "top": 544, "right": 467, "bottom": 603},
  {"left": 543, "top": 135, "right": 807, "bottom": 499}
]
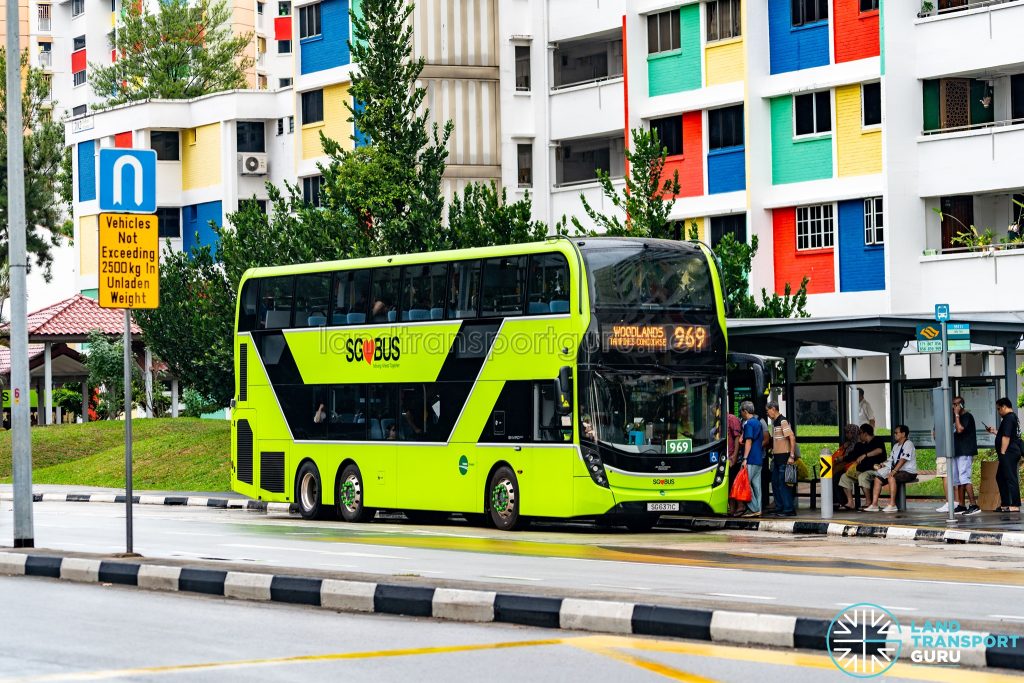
[
  {"left": 78, "top": 140, "right": 96, "bottom": 202},
  {"left": 838, "top": 199, "right": 885, "bottom": 292},
  {"left": 768, "top": 0, "right": 830, "bottom": 74},
  {"left": 183, "top": 201, "right": 223, "bottom": 255},
  {"left": 300, "top": 0, "right": 350, "bottom": 75},
  {"left": 707, "top": 147, "right": 746, "bottom": 194},
  {"left": 353, "top": 99, "right": 369, "bottom": 147}
]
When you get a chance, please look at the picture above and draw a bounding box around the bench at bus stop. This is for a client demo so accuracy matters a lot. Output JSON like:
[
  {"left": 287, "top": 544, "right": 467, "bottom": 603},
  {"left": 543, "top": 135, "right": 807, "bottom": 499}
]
[{"left": 796, "top": 465, "right": 936, "bottom": 512}]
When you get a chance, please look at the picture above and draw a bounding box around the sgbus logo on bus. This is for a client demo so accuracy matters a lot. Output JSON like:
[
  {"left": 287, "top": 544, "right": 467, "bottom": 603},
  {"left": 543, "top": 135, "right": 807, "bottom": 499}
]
[{"left": 345, "top": 336, "right": 401, "bottom": 365}]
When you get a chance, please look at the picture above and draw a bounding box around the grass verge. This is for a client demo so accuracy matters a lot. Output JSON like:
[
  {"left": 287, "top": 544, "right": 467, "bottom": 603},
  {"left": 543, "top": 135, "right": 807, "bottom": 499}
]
[{"left": 0, "top": 418, "right": 230, "bottom": 491}]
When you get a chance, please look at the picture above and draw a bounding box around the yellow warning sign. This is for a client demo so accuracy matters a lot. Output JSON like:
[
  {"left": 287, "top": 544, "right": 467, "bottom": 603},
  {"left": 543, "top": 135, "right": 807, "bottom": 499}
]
[
  {"left": 98, "top": 213, "right": 159, "bottom": 309},
  {"left": 819, "top": 455, "right": 833, "bottom": 479}
]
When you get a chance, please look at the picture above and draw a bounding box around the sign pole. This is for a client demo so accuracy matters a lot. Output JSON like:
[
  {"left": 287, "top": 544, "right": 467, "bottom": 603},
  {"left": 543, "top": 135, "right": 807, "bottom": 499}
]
[
  {"left": 124, "top": 309, "right": 134, "bottom": 553},
  {"left": 939, "top": 319, "right": 957, "bottom": 526}
]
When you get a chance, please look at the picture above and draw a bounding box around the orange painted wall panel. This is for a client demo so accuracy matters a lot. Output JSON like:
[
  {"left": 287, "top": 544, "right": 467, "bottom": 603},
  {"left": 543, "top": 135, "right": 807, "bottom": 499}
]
[
  {"left": 833, "top": 0, "right": 879, "bottom": 63},
  {"left": 661, "top": 111, "right": 704, "bottom": 198},
  {"left": 772, "top": 207, "right": 835, "bottom": 295}
]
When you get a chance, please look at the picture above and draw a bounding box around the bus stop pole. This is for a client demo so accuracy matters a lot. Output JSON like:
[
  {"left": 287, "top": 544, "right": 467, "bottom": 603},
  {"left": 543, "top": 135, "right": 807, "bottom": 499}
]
[{"left": 940, "top": 321, "right": 957, "bottom": 527}]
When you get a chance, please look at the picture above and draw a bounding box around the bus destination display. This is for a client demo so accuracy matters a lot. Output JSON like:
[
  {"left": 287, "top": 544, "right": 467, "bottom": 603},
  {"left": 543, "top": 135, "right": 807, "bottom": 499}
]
[{"left": 604, "top": 324, "right": 709, "bottom": 353}]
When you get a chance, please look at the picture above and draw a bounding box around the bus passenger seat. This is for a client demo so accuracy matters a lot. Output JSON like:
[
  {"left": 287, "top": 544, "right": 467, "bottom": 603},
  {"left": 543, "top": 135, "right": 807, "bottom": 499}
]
[
  {"left": 549, "top": 300, "right": 570, "bottom": 314},
  {"left": 408, "top": 309, "right": 430, "bottom": 321},
  {"left": 388, "top": 310, "right": 398, "bottom": 322},
  {"left": 307, "top": 315, "right": 327, "bottom": 326},
  {"left": 347, "top": 312, "right": 367, "bottom": 324},
  {"left": 369, "top": 419, "right": 382, "bottom": 440},
  {"left": 331, "top": 313, "right": 346, "bottom": 325},
  {"left": 430, "top": 307, "right": 444, "bottom": 320},
  {"left": 528, "top": 301, "right": 549, "bottom": 315}
]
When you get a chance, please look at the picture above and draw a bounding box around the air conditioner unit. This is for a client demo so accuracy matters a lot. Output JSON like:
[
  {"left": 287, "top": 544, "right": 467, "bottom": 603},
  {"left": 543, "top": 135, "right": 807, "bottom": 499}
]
[{"left": 238, "top": 152, "right": 268, "bottom": 175}]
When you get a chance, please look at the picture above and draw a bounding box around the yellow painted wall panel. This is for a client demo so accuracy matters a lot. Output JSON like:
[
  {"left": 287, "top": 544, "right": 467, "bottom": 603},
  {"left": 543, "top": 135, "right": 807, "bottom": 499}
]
[
  {"left": 182, "top": 123, "right": 222, "bottom": 190},
  {"left": 836, "top": 84, "right": 882, "bottom": 177},
  {"left": 79, "top": 214, "right": 98, "bottom": 278},
  {"left": 684, "top": 217, "right": 705, "bottom": 242},
  {"left": 705, "top": 39, "right": 745, "bottom": 87},
  {"left": 302, "top": 83, "right": 353, "bottom": 160}
]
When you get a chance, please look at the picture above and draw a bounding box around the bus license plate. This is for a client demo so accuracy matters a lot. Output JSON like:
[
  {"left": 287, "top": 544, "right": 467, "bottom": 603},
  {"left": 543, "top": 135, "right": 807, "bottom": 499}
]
[{"left": 647, "top": 502, "right": 679, "bottom": 512}]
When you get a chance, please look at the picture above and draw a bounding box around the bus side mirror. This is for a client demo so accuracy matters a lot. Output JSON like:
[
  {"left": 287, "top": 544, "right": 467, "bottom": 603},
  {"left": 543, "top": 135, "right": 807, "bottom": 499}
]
[{"left": 555, "top": 366, "right": 572, "bottom": 415}]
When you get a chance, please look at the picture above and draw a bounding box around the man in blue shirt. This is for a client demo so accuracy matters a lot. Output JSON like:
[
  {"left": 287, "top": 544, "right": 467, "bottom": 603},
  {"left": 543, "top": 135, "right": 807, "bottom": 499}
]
[{"left": 740, "top": 401, "right": 764, "bottom": 517}]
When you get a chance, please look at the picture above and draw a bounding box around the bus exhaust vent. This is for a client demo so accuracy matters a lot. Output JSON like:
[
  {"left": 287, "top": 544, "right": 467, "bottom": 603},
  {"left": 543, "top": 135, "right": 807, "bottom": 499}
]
[
  {"left": 236, "top": 419, "right": 253, "bottom": 485},
  {"left": 260, "top": 452, "right": 285, "bottom": 493},
  {"left": 239, "top": 344, "right": 248, "bottom": 402}
]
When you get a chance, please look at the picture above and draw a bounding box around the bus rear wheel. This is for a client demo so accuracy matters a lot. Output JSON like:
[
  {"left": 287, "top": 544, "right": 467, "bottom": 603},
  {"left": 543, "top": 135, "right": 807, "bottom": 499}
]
[
  {"left": 295, "top": 461, "right": 329, "bottom": 520},
  {"left": 487, "top": 466, "right": 522, "bottom": 531},
  {"left": 336, "top": 464, "right": 375, "bottom": 523}
]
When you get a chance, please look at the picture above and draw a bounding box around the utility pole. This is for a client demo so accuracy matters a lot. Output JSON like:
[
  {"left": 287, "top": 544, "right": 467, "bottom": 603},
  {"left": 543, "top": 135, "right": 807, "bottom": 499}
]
[{"left": 7, "top": 0, "right": 34, "bottom": 546}]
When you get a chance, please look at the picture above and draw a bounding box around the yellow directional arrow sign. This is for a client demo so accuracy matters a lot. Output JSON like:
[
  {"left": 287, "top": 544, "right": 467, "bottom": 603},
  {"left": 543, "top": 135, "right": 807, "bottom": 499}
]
[{"left": 819, "top": 456, "right": 832, "bottom": 479}]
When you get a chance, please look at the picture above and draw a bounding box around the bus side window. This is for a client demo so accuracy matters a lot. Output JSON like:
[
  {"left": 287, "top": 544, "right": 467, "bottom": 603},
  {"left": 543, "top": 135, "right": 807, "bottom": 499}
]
[
  {"left": 329, "top": 385, "right": 366, "bottom": 440},
  {"left": 371, "top": 267, "right": 401, "bottom": 324},
  {"left": 260, "top": 276, "right": 295, "bottom": 329},
  {"left": 279, "top": 384, "right": 328, "bottom": 440},
  {"left": 398, "top": 385, "right": 426, "bottom": 440},
  {"left": 333, "top": 270, "right": 370, "bottom": 325},
  {"left": 535, "top": 381, "right": 569, "bottom": 442},
  {"left": 239, "top": 279, "right": 260, "bottom": 332},
  {"left": 402, "top": 263, "right": 448, "bottom": 322},
  {"left": 527, "top": 253, "right": 570, "bottom": 315},
  {"left": 449, "top": 261, "right": 481, "bottom": 319},
  {"left": 481, "top": 256, "right": 527, "bottom": 317},
  {"left": 367, "top": 385, "right": 397, "bottom": 441},
  {"left": 293, "top": 273, "right": 332, "bottom": 327}
]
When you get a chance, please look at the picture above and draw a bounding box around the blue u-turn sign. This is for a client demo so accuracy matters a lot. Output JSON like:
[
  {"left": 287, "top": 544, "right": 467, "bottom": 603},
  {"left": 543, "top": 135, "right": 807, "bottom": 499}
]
[{"left": 98, "top": 149, "right": 157, "bottom": 213}]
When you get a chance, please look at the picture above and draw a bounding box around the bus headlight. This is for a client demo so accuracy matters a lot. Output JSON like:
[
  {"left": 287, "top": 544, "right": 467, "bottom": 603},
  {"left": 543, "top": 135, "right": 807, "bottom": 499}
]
[
  {"left": 712, "top": 455, "right": 727, "bottom": 488},
  {"left": 582, "top": 448, "right": 609, "bottom": 488}
]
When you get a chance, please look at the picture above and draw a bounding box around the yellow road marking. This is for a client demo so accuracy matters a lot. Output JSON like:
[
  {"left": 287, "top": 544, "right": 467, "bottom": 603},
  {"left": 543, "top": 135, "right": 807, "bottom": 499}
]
[
  {"left": 2, "top": 638, "right": 565, "bottom": 682},
  {"left": 574, "top": 644, "right": 721, "bottom": 682}
]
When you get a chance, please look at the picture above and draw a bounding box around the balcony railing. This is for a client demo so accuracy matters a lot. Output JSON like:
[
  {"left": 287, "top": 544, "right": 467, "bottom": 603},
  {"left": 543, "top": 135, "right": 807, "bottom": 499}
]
[
  {"left": 922, "top": 116, "right": 1024, "bottom": 136},
  {"left": 38, "top": 51, "right": 51, "bottom": 68},
  {"left": 918, "top": 0, "right": 1019, "bottom": 18},
  {"left": 929, "top": 242, "right": 1024, "bottom": 256}
]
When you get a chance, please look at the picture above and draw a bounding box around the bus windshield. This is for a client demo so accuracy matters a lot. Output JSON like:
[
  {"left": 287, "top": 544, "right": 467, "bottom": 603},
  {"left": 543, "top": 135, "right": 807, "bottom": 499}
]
[
  {"left": 584, "top": 247, "right": 713, "bottom": 311},
  {"left": 585, "top": 371, "right": 725, "bottom": 453}
]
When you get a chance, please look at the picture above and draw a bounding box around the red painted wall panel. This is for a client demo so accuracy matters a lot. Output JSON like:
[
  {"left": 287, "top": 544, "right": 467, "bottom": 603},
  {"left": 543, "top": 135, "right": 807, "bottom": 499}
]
[
  {"left": 773, "top": 207, "right": 835, "bottom": 295},
  {"left": 274, "top": 16, "right": 292, "bottom": 41},
  {"left": 833, "top": 0, "right": 879, "bottom": 63},
  {"left": 114, "top": 132, "right": 133, "bottom": 148},
  {"left": 71, "top": 49, "right": 86, "bottom": 73},
  {"left": 661, "top": 111, "right": 704, "bottom": 198}
]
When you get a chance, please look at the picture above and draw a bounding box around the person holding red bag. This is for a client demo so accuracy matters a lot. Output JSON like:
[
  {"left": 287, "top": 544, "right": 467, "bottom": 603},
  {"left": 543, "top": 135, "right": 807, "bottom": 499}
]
[{"left": 738, "top": 401, "right": 764, "bottom": 517}]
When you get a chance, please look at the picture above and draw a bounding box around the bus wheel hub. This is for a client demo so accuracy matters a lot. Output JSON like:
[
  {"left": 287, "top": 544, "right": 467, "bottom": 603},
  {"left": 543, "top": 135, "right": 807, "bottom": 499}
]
[{"left": 491, "top": 480, "right": 514, "bottom": 517}]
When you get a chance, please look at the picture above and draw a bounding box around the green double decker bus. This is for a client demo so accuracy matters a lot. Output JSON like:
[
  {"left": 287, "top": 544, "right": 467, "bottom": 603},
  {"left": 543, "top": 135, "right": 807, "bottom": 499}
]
[{"left": 231, "top": 237, "right": 729, "bottom": 530}]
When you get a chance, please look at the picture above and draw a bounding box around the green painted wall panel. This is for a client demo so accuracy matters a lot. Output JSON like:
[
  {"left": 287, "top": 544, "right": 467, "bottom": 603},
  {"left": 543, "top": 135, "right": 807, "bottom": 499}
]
[
  {"left": 647, "top": 4, "right": 702, "bottom": 97},
  {"left": 923, "top": 80, "right": 940, "bottom": 131},
  {"left": 770, "top": 96, "right": 833, "bottom": 185}
]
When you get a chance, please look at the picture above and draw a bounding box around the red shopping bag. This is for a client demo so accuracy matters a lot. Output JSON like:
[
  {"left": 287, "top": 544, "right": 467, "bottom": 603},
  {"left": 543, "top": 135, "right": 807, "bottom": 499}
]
[{"left": 730, "top": 464, "right": 752, "bottom": 502}]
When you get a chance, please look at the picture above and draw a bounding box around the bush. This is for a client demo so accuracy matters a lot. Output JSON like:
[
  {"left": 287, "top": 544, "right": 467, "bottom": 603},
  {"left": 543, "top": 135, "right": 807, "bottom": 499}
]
[{"left": 181, "top": 388, "right": 221, "bottom": 418}]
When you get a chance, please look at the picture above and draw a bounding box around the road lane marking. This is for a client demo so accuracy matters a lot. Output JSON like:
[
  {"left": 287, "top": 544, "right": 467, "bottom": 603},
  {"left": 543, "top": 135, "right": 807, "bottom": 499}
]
[
  {"left": 834, "top": 602, "right": 917, "bottom": 613},
  {"left": 591, "top": 583, "right": 651, "bottom": 591},
  {"left": 3, "top": 638, "right": 567, "bottom": 681},
  {"left": 575, "top": 644, "right": 718, "bottom": 682},
  {"left": 483, "top": 575, "right": 543, "bottom": 582},
  {"left": 708, "top": 593, "right": 775, "bottom": 601},
  {"left": 224, "top": 544, "right": 409, "bottom": 560}
]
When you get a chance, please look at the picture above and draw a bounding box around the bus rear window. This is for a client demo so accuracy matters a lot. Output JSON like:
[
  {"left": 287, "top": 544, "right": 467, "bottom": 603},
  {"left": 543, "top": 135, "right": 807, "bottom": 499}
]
[
  {"left": 584, "top": 248, "right": 713, "bottom": 310},
  {"left": 239, "top": 280, "right": 259, "bottom": 332}
]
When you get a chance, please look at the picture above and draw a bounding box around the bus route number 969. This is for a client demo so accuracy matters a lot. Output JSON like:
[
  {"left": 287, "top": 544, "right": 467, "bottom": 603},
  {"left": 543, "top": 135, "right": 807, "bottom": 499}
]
[{"left": 670, "top": 325, "right": 708, "bottom": 352}]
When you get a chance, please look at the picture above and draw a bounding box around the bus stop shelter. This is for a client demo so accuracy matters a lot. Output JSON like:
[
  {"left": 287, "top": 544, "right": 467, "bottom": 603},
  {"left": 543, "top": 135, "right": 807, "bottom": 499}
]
[{"left": 727, "top": 313, "right": 1024, "bottom": 434}]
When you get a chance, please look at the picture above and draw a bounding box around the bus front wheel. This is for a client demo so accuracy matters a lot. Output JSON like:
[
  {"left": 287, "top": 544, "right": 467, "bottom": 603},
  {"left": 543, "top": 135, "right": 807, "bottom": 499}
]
[
  {"left": 487, "top": 466, "right": 522, "bottom": 531},
  {"left": 337, "top": 464, "right": 375, "bottom": 523}
]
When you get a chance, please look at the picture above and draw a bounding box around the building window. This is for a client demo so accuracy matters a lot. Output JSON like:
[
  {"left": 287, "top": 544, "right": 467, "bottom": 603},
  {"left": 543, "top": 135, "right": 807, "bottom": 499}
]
[
  {"left": 38, "top": 4, "right": 51, "bottom": 31},
  {"left": 792, "top": 0, "right": 827, "bottom": 27},
  {"left": 864, "top": 197, "right": 883, "bottom": 245},
  {"left": 71, "top": 0, "right": 84, "bottom": 17},
  {"left": 301, "top": 90, "right": 323, "bottom": 124},
  {"left": 288, "top": 116, "right": 295, "bottom": 133},
  {"left": 237, "top": 121, "right": 266, "bottom": 153},
  {"left": 706, "top": 0, "right": 741, "bottom": 42},
  {"left": 1011, "top": 75, "right": 1024, "bottom": 121},
  {"left": 150, "top": 130, "right": 180, "bottom": 160},
  {"left": 156, "top": 207, "right": 181, "bottom": 238},
  {"left": 240, "top": 198, "right": 268, "bottom": 214},
  {"left": 517, "top": 143, "right": 533, "bottom": 188},
  {"left": 278, "top": 39, "right": 292, "bottom": 54},
  {"left": 299, "top": 3, "right": 321, "bottom": 39},
  {"left": 515, "top": 45, "right": 530, "bottom": 92},
  {"left": 276, "top": 119, "right": 284, "bottom": 136},
  {"left": 708, "top": 104, "right": 744, "bottom": 150},
  {"left": 862, "top": 82, "right": 881, "bottom": 127},
  {"left": 859, "top": 0, "right": 879, "bottom": 10},
  {"left": 257, "top": 1, "right": 264, "bottom": 13},
  {"left": 710, "top": 214, "right": 746, "bottom": 246},
  {"left": 278, "top": 0, "right": 290, "bottom": 14},
  {"left": 796, "top": 203, "right": 835, "bottom": 250},
  {"left": 279, "top": 77, "right": 292, "bottom": 88},
  {"left": 71, "top": 104, "right": 86, "bottom": 117},
  {"left": 73, "top": 70, "right": 86, "bottom": 87},
  {"left": 794, "top": 90, "right": 831, "bottom": 136},
  {"left": 73, "top": 35, "right": 86, "bottom": 51},
  {"left": 557, "top": 136, "right": 624, "bottom": 186},
  {"left": 649, "top": 115, "right": 683, "bottom": 156},
  {"left": 647, "top": 10, "right": 680, "bottom": 54},
  {"left": 302, "top": 175, "right": 323, "bottom": 207}
]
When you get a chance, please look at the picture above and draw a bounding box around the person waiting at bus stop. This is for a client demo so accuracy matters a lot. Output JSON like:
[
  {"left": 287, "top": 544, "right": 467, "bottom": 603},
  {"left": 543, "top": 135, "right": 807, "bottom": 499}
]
[
  {"left": 837, "top": 424, "right": 887, "bottom": 511},
  {"left": 739, "top": 401, "right": 764, "bottom": 518},
  {"left": 765, "top": 402, "right": 796, "bottom": 517},
  {"left": 988, "top": 397, "right": 1022, "bottom": 513}
]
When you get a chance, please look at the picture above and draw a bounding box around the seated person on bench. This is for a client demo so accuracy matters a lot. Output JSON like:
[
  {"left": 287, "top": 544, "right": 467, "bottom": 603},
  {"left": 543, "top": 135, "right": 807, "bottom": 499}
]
[
  {"left": 838, "top": 424, "right": 887, "bottom": 511},
  {"left": 862, "top": 424, "right": 918, "bottom": 512}
]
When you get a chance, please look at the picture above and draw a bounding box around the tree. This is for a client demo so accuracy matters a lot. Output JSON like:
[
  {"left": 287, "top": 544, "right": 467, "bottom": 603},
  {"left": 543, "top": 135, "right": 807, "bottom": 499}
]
[
  {"left": 707, "top": 231, "right": 809, "bottom": 320},
  {"left": 89, "top": 0, "right": 254, "bottom": 108},
  {"left": 572, "top": 128, "right": 680, "bottom": 237},
  {"left": 81, "top": 330, "right": 145, "bottom": 420},
  {"left": 446, "top": 182, "right": 560, "bottom": 249},
  {"left": 0, "top": 49, "right": 73, "bottom": 281}
]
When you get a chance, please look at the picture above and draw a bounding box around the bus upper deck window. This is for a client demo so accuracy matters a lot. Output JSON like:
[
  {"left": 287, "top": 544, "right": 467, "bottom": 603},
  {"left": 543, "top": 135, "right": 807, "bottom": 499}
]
[
  {"left": 482, "top": 256, "right": 527, "bottom": 317},
  {"left": 260, "top": 276, "right": 295, "bottom": 329},
  {"left": 371, "top": 267, "right": 401, "bottom": 324},
  {"left": 332, "top": 270, "right": 370, "bottom": 325},
  {"left": 449, "top": 261, "right": 481, "bottom": 319},
  {"left": 293, "top": 273, "right": 332, "bottom": 327},
  {"left": 526, "top": 253, "right": 569, "bottom": 315},
  {"left": 401, "top": 263, "right": 448, "bottom": 321},
  {"left": 239, "top": 279, "right": 260, "bottom": 332}
]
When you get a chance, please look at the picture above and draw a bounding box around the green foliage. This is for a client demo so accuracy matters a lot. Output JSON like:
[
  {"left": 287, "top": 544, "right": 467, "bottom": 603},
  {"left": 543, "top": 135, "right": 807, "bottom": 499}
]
[
  {"left": 935, "top": 205, "right": 1024, "bottom": 251},
  {"left": 89, "top": 0, "right": 253, "bottom": 108},
  {"left": 0, "top": 49, "right": 73, "bottom": 281},
  {"left": 181, "top": 387, "right": 221, "bottom": 418},
  {"left": 52, "top": 385, "right": 84, "bottom": 418},
  {"left": 572, "top": 127, "right": 680, "bottom": 237},
  {"left": 446, "top": 182, "right": 562, "bottom": 249},
  {"left": 1018, "top": 363, "right": 1023, "bottom": 409},
  {"left": 134, "top": 243, "right": 235, "bottom": 406},
  {"left": 81, "top": 330, "right": 145, "bottom": 420}
]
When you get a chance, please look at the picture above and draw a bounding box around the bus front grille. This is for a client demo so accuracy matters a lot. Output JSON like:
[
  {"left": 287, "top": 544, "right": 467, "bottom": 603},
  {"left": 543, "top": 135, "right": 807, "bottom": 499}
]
[
  {"left": 260, "top": 452, "right": 285, "bottom": 493},
  {"left": 237, "top": 419, "right": 253, "bottom": 485}
]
